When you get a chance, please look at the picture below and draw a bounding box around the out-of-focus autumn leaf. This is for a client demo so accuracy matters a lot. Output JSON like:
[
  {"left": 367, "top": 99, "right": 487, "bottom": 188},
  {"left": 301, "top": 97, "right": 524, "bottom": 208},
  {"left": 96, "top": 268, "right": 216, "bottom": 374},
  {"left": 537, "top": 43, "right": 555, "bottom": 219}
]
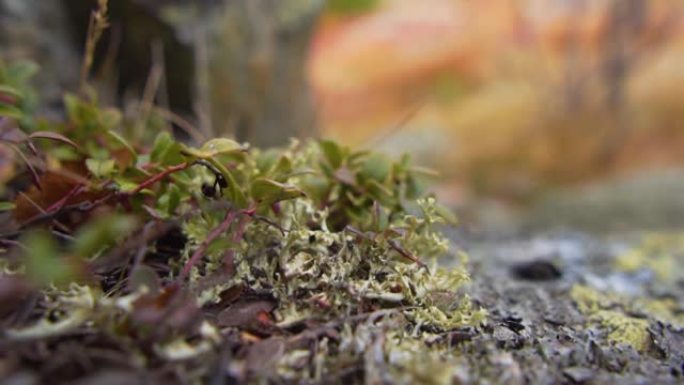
[{"left": 12, "top": 162, "right": 103, "bottom": 224}]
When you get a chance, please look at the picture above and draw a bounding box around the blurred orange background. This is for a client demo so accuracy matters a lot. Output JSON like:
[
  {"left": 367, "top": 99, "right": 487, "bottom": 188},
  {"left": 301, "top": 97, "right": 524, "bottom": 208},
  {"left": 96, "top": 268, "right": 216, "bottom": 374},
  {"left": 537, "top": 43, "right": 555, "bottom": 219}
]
[{"left": 308, "top": 0, "right": 684, "bottom": 205}]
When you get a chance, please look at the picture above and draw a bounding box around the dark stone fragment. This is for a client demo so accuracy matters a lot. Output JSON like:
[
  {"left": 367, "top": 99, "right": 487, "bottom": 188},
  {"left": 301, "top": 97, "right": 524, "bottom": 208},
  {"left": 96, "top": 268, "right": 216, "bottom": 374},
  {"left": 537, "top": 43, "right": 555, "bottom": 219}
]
[
  {"left": 448, "top": 329, "right": 476, "bottom": 345},
  {"left": 502, "top": 315, "right": 525, "bottom": 334},
  {"left": 511, "top": 259, "right": 563, "bottom": 281}
]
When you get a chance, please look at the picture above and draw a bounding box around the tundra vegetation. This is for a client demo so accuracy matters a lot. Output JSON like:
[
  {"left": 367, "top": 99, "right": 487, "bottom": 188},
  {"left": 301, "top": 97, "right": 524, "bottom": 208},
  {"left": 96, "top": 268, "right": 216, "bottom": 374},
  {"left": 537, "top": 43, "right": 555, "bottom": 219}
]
[
  {"left": 2, "top": 2, "right": 684, "bottom": 385},
  {"left": 0, "top": 4, "right": 484, "bottom": 383}
]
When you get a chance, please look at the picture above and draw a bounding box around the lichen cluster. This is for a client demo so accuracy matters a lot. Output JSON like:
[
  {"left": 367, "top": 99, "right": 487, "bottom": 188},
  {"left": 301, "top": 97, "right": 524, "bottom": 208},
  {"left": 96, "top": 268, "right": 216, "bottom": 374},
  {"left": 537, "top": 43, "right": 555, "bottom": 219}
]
[
  {"left": 570, "top": 284, "right": 683, "bottom": 352},
  {"left": 615, "top": 232, "right": 684, "bottom": 284}
]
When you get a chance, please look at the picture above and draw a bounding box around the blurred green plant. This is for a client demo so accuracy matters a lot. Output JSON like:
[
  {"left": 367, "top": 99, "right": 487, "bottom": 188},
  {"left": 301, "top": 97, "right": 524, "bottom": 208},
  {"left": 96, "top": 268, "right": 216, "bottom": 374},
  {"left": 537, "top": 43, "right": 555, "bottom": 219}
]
[{"left": 327, "top": 0, "right": 379, "bottom": 14}]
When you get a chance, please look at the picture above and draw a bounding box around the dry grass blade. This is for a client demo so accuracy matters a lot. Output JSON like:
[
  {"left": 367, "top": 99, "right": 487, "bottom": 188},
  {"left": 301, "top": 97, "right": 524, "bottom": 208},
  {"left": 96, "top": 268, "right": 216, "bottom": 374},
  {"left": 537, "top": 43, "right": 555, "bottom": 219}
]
[{"left": 80, "top": 0, "right": 110, "bottom": 91}]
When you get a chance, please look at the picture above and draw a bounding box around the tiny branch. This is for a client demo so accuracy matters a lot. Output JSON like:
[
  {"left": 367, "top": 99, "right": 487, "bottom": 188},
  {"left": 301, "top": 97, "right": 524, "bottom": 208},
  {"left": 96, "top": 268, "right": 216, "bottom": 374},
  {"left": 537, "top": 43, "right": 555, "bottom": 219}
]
[
  {"left": 80, "top": 0, "right": 110, "bottom": 90},
  {"left": 178, "top": 208, "right": 237, "bottom": 282},
  {"left": 252, "top": 214, "right": 288, "bottom": 235},
  {"left": 18, "top": 162, "right": 189, "bottom": 229},
  {"left": 387, "top": 239, "right": 428, "bottom": 270},
  {"left": 130, "top": 162, "right": 189, "bottom": 194},
  {"left": 345, "top": 226, "right": 427, "bottom": 269},
  {"left": 44, "top": 184, "right": 85, "bottom": 213},
  {"left": 10, "top": 144, "right": 41, "bottom": 190}
]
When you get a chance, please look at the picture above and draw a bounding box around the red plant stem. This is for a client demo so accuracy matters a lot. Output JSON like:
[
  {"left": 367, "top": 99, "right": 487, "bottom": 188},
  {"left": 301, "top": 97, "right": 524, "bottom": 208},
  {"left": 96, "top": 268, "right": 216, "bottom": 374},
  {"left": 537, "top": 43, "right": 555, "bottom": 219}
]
[
  {"left": 219, "top": 202, "right": 257, "bottom": 267},
  {"left": 233, "top": 213, "right": 251, "bottom": 241},
  {"left": 130, "top": 162, "right": 189, "bottom": 194},
  {"left": 178, "top": 208, "right": 237, "bottom": 282},
  {"left": 45, "top": 184, "right": 85, "bottom": 213}
]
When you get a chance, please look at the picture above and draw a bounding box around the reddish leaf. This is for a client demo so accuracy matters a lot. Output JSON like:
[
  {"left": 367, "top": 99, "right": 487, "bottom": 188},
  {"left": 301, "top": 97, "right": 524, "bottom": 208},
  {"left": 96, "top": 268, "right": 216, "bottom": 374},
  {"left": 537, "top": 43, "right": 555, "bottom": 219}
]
[{"left": 12, "top": 162, "right": 104, "bottom": 224}]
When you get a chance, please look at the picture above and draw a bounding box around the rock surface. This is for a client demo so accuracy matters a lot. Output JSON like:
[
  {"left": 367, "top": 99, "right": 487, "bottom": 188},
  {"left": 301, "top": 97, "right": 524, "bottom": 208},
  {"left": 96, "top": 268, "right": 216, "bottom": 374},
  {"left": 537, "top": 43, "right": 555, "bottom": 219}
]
[{"left": 447, "top": 231, "right": 684, "bottom": 384}]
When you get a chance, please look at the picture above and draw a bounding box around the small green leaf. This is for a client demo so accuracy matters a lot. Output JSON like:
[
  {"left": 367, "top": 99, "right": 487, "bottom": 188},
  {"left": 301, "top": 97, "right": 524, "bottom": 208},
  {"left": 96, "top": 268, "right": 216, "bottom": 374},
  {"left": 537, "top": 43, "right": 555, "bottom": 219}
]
[
  {"left": 319, "top": 139, "right": 344, "bottom": 169},
  {"left": 251, "top": 178, "right": 305, "bottom": 207},
  {"left": 0, "top": 85, "right": 22, "bottom": 99},
  {"left": 86, "top": 158, "right": 116, "bottom": 178},
  {"left": 255, "top": 148, "right": 279, "bottom": 173},
  {"left": 434, "top": 203, "right": 458, "bottom": 225},
  {"left": 271, "top": 155, "right": 293, "bottom": 180},
  {"left": 22, "top": 230, "right": 75, "bottom": 286},
  {"left": 360, "top": 153, "right": 392, "bottom": 183},
  {"left": 0, "top": 103, "right": 23, "bottom": 119},
  {"left": 106, "top": 130, "right": 137, "bottom": 158},
  {"left": 73, "top": 214, "right": 137, "bottom": 258},
  {"left": 100, "top": 108, "right": 122, "bottom": 130},
  {"left": 7, "top": 61, "right": 39, "bottom": 83},
  {"left": 0, "top": 201, "right": 16, "bottom": 211},
  {"left": 113, "top": 176, "right": 139, "bottom": 193},
  {"left": 365, "top": 179, "right": 395, "bottom": 203},
  {"left": 63, "top": 93, "right": 81, "bottom": 122},
  {"left": 158, "top": 184, "right": 182, "bottom": 216},
  {"left": 181, "top": 138, "right": 245, "bottom": 159},
  {"left": 150, "top": 131, "right": 183, "bottom": 165},
  {"left": 327, "top": 0, "right": 378, "bottom": 14}
]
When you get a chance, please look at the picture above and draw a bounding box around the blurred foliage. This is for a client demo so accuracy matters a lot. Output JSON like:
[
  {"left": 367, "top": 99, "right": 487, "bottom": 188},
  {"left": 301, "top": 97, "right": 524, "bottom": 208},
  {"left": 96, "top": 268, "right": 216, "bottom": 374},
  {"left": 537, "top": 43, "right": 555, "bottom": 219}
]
[
  {"left": 327, "top": 0, "right": 379, "bottom": 15},
  {"left": 311, "top": 0, "right": 684, "bottom": 203}
]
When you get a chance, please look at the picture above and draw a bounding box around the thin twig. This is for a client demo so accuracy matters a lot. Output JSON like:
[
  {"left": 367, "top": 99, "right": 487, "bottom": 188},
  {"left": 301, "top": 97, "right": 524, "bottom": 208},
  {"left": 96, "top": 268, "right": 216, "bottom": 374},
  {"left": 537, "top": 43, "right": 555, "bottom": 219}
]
[
  {"left": 10, "top": 144, "right": 41, "bottom": 190},
  {"left": 152, "top": 108, "right": 206, "bottom": 145},
  {"left": 44, "top": 184, "right": 85, "bottom": 213},
  {"left": 18, "top": 191, "right": 71, "bottom": 234},
  {"left": 80, "top": 0, "right": 110, "bottom": 91},
  {"left": 387, "top": 239, "right": 428, "bottom": 270},
  {"left": 137, "top": 40, "right": 165, "bottom": 127},
  {"left": 178, "top": 208, "right": 238, "bottom": 282},
  {"left": 130, "top": 162, "right": 189, "bottom": 194},
  {"left": 286, "top": 307, "right": 411, "bottom": 348},
  {"left": 345, "top": 225, "right": 427, "bottom": 269}
]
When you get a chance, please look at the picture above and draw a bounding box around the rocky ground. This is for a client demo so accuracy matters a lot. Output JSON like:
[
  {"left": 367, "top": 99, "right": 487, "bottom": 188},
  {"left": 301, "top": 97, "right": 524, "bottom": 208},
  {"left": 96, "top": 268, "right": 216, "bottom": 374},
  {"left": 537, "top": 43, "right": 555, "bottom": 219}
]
[{"left": 440, "top": 229, "right": 684, "bottom": 385}]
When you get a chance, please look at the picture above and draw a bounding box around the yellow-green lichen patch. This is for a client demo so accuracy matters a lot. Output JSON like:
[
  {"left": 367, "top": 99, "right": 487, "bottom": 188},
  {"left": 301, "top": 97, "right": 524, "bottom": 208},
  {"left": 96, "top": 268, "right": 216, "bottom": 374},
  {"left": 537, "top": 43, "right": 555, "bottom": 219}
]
[
  {"left": 592, "top": 310, "right": 650, "bottom": 351},
  {"left": 615, "top": 232, "right": 684, "bottom": 283},
  {"left": 570, "top": 285, "right": 652, "bottom": 351}
]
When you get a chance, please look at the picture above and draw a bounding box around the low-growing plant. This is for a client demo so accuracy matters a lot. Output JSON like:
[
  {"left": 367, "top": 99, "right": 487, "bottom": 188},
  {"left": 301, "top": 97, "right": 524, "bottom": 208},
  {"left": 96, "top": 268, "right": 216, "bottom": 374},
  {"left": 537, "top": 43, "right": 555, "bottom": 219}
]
[{"left": 0, "top": 7, "right": 484, "bottom": 382}]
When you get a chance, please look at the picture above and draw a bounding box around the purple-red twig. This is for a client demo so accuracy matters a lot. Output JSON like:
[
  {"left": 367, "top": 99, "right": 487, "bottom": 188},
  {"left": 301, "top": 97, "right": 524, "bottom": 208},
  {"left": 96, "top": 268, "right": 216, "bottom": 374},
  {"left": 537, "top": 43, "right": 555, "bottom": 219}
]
[
  {"left": 178, "top": 208, "right": 237, "bottom": 282},
  {"left": 130, "top": 162, "right": 189, "bottom": 194}
]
